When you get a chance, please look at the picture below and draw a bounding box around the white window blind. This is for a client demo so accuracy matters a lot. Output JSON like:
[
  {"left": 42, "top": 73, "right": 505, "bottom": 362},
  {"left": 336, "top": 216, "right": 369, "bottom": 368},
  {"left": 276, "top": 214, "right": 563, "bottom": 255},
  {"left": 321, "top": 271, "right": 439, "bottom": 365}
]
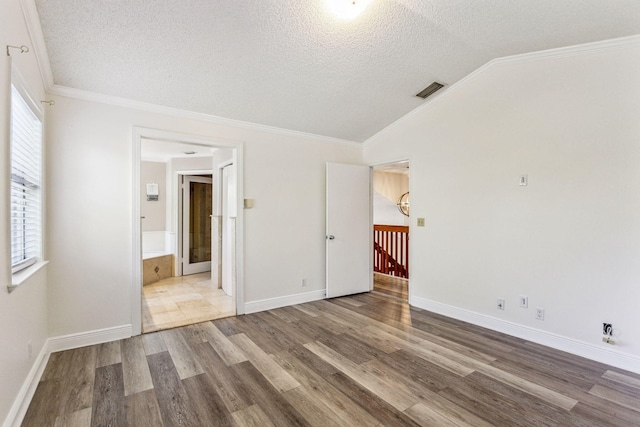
[{"left": 10, "top": 84, "right": 43, "bottom": 274}]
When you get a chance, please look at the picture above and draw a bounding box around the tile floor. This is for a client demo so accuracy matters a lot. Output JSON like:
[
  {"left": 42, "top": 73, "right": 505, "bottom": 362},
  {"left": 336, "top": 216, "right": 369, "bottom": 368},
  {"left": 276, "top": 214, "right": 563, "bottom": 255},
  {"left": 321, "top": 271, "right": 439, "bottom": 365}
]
[{"left": 142, "top": 272, "right": 235, "bottom": 333}]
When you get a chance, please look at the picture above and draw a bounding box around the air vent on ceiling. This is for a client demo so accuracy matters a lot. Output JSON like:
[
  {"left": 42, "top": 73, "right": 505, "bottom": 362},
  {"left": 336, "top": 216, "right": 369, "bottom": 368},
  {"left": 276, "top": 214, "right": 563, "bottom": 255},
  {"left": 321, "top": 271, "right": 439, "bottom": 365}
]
[{"left": 415, "top": 82, "right": 445, "bottom": 99}]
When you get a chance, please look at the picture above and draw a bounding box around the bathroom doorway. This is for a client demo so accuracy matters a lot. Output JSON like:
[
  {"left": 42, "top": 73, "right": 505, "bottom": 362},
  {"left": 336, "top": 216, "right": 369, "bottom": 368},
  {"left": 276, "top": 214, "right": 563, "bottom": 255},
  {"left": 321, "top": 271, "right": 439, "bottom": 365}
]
[{"left": 133, "top": 129, "right": 242, "bottom": 335}]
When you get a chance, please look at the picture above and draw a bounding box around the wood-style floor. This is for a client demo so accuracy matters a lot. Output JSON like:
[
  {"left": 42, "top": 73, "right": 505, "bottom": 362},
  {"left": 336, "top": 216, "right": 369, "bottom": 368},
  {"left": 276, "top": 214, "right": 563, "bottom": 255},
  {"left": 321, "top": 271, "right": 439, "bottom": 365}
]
[
  {"left": 143, "top": 272, "right": 235, "bottom": 333},
  {"left": 373, "top": 272, "right": 408, "bottom": 300},
  {"left": 23, "top": 292, "right": 640, "bottom": 426}
]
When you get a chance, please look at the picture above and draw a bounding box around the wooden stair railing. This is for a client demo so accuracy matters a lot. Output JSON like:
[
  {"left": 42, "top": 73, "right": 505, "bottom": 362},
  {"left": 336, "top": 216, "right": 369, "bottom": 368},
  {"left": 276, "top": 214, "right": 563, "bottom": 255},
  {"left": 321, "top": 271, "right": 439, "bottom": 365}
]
[{"left": 373, "top": 224, "right": 409, "bottom": 279}]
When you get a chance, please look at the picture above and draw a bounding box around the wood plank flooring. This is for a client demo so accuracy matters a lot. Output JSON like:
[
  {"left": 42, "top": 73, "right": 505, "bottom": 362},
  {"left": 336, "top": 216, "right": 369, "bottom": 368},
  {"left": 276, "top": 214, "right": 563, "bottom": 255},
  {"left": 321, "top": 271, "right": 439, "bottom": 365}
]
[
  {"left": 23, "top": 293, "right": 640, "bottom": 426},
  {"left": 143, "top": 272, "right": 235, "bottom": 333},
  {"left": 373, "top": 272, "right": 408, "bottom": 300}
]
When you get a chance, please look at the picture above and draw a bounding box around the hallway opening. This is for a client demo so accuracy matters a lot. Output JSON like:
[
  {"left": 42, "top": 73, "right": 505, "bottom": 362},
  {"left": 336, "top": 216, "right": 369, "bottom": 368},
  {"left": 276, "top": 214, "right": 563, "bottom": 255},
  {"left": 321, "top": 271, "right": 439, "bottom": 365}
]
[{"left": 372, "top": 161, "right": 410, "bottom": 301}]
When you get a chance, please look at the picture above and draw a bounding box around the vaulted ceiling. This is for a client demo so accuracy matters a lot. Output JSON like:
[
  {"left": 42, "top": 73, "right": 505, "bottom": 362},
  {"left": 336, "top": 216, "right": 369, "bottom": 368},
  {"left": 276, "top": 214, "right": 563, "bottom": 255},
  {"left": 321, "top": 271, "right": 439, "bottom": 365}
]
[{"left": 34, "top": 0, "right": 640, "bottom": 142}]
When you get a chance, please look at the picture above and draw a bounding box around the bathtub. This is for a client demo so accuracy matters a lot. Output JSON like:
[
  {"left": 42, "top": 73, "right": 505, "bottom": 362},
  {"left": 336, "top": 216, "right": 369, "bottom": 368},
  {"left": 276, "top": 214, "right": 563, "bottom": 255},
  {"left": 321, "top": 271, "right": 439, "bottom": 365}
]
[
  {"left": 143, "top": 252, "right": 174, "bottom": 286},
  {"left": 142, "top": 231, "right": 175, "bottom": 285}
]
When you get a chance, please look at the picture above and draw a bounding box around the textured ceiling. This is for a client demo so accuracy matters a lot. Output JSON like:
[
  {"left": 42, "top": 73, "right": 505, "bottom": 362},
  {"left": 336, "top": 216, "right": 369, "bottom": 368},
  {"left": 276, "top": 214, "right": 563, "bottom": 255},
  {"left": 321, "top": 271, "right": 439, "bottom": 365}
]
[
  {"left": 35, "top": 0, "right": 640, "bottom": 142},
  {"left": 141, "top": 139, "right": 216, "bottom": 163}
]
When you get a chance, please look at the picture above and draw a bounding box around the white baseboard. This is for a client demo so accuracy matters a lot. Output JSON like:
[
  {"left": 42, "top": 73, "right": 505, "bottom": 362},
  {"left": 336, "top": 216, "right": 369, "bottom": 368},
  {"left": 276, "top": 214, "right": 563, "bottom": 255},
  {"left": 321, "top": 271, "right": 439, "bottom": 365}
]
[
  {"left": 244, "top": 289, "right": 325, "bottom": 314},
  {"left": 48, "top": 324, "right": 132, "bottom": 353},
  {"left": 411, "top": 296, "right": 640, "bottom": 375},
  {"left": 4, "top": 324, "right": 133, "bottom": 427},
  {"left": 4, "top": 342, "right": 50, "bottom": 427}
]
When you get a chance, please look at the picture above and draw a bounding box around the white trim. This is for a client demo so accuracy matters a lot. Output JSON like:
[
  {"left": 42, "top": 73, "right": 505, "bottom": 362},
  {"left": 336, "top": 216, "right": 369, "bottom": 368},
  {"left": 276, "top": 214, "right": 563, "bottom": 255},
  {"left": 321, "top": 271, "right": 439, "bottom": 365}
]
[
  {"left": 3, "top": 324, "right": 132, "bottom": 427},
  {"left": 49, "top": 85, "right": 361, "bottom": 148},
  {"left": 9, "top": 260, "right": 48, "bottom": 290},
  {"left": 47, "top": 325, "right": 132, "bottom": 353},
  {"left": 244, "top": 289, "right": 326, "bottom": 314},
  {"left": 3, "top": 341, "right": 50, "bottom": 427},
  {"left": 19, "top": 0, "right": 639, "bottom": 151},
  {"left": 410, "top": 296, "right": 640, "bottom": 375},
  {"left": 10, "top": 67, "right": 44, "bottom": 119},
  {"left": 369, "top": 157, "right": 411, "bottom": 298},
  {"left": 24, "top": 0, "right": 360, "bottom": 148},
  {"left": 364, "top": 34, "right": 640, "bottom": 147},
  {"left": 19, "top": 0, "right": 54, "bottom": 89},
  {"left": 175, "top": 169, "right": 213, "bottom": 175},
  {"left": 175, "top": 169, "right": 214, "bottom": 277},
  {"left": 133, "top": 127, "right": 246, "bottom": 335}
]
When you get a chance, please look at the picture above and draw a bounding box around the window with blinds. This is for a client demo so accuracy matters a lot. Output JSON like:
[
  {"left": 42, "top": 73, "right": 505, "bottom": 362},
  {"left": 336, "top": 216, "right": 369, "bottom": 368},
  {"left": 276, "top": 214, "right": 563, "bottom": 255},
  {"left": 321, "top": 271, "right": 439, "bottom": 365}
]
[{"left": 10, "top": 84, "right": 43, "bottom": 274}]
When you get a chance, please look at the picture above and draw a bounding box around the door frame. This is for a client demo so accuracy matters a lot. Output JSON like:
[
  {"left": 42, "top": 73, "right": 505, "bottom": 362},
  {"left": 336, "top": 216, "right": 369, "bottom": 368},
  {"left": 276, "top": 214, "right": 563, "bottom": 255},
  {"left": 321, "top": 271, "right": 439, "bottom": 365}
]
[
  {"left": 217, "top": 159, "right": 234, "bottom": 295},
  {"left": 369, "top": 157, "right": 411, "bottom": 302},
  {"left": 132, "top": 127, "right": 245, "bottom": 336},
  {"left": 175, "top": 170, "right": 213, "bottom": 277},
  {"left": 181, "top": 174, "right": 213, "bottom": 276}
]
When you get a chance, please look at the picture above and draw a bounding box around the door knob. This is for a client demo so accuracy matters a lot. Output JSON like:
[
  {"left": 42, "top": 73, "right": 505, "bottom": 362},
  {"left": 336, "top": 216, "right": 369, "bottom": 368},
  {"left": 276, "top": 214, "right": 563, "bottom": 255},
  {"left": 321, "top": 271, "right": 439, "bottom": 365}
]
[{"left": 327, "top": 235, "right": 335, "bottom": 240}]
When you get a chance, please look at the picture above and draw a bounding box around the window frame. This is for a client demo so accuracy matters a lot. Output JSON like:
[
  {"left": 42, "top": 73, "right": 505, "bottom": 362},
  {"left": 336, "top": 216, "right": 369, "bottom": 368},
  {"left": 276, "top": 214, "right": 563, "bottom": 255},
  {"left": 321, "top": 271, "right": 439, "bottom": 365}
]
[{"left": 8, "top": 69, "right": 47, "bottom": 290}]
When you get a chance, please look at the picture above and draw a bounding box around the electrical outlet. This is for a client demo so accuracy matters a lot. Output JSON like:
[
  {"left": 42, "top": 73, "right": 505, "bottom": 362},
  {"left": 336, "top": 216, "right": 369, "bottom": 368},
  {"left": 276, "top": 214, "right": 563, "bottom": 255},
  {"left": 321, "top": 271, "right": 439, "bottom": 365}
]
[
  {"left": 28, "top": 340, "right": 33, "bottom": 359},
  {"left": 417, "top": 218, "right": 425, "bottom": 227},
  {"left": 519, "top": 295, "right": 528, "bottom": 308},
  {"left": 301, "top": 278, "right": 307, "bottom": 287},
  {"left": 536, "top": 307, "right": 545, "bottom": 320},
  {"left": 497, "top": 298, "right": 505, "bottom": 310},
  {"left": 602, "top": 323, "right": 613, "bottom": 336}
]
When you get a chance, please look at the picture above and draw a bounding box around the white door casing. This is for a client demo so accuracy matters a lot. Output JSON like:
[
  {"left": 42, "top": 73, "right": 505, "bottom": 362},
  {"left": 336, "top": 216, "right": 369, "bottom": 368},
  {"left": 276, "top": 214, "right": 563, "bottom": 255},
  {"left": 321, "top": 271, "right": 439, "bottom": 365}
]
[
  {"left": 326, "top": 163, "right": 372, "bottom": 298},
  {"left": 132, "top": 127, "right": 246, "bottom": 336},
  {"left": 221, "top": 163, "right": 236, "bottom": 296}
]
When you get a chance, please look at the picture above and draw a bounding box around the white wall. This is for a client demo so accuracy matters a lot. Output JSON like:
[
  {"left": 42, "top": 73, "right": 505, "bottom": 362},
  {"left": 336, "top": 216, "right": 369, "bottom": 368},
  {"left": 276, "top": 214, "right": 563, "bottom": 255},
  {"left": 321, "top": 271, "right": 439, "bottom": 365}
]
[
  {"left": 0, "top": 0, "right": 49, "bottom": 424},
  {"left": 373, "top": 192, "right": 407, "bottom": 226},
  {"left": 45, "top": 95, "right": 362, "bottom": 337},
  {"left": 364, "top": 38, "right": 640, "bottom": 371},
  {"left": 140, "top": 161, "right": 166, "bottom": 232},
  {"left": 373, "top": 171, "right": 409, "bottom": 226}
]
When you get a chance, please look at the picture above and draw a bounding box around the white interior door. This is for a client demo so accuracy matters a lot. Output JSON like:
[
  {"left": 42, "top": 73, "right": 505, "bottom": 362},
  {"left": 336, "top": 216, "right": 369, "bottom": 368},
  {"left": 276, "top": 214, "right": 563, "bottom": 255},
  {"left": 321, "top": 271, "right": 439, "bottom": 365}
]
[
  {"left": 326, "top": 163, "right": 371, "bottom": 298},
  {"left": 182, "top": 175, "right": 213, "bottom": 275}
]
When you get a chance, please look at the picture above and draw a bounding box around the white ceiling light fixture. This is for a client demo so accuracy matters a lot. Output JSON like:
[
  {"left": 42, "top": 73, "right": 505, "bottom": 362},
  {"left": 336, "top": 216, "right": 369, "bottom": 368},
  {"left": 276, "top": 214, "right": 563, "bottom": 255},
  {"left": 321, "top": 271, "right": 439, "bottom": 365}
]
[{"left": 327, "top": 0, "right": 372, "bottom": 20}]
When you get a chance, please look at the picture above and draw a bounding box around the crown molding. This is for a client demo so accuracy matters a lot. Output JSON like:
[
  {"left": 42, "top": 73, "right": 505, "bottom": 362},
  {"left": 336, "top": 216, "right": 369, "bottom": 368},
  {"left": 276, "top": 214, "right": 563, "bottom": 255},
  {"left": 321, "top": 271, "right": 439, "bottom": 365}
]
[
  {"left": 20, "top": 0, "right": 361, "bottom": 148},
  {"left": 364, "top": 34, "right": 640, "bottom": 147},
  {"left": 48, "top": 85, "right": 362, "bottom": 148},
  {"left": 20, "top": 0, "right": 54, "bottom": 89},
  {"left": 22, "top": 0, "right": 638, "bottom": 150}
]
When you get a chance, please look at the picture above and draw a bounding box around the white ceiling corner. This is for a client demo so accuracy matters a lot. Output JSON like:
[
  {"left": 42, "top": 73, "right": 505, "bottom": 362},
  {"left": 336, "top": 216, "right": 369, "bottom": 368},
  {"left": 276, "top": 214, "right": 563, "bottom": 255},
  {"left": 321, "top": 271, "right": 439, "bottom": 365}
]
[{"left": 31, "top": 0, "right": 640, "bottom": 143}]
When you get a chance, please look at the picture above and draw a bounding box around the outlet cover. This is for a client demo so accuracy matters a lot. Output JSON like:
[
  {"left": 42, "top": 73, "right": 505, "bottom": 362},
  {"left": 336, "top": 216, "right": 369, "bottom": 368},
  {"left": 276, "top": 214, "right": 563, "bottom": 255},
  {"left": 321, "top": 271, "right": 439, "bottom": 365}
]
[
  {"left": 519, "top": 296, "right": 528, "bottom": 308},
  {"left": 497, "top": 298, "right": 505, "bottom": 310},
  {"left": 536, "top": 307, "right": 545, "bottom": 320}
]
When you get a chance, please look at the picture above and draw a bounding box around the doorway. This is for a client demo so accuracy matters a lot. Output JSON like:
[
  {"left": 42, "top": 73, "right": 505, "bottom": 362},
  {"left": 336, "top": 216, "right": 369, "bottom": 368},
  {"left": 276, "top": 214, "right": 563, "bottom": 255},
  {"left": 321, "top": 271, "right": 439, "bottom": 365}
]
[
  {"left": 371, "top": 160, "right": 410, "bottom": 301},
  {"left": 182, "top": 175, "right": 213, "bottom": 275},
  {"left": 132, "top": 127, "right": 244, "bottom": 336}
]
